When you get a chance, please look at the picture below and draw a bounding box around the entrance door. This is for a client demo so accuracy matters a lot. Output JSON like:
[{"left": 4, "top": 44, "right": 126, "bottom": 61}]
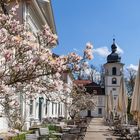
[{"left": 87, "top": 110, "right": 91, "bottom": 117}]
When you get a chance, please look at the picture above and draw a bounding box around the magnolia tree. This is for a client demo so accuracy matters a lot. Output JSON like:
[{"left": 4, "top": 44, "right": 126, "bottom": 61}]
[
  {"left": 0, "top": 5, "right": 94, "bottom": 130},
  {"left": 69, "top": 85, "right": 96, "bottom": 120}
]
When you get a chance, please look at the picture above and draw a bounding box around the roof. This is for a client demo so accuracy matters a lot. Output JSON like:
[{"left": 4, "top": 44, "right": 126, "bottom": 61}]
[
  {"left": 85, "top": 82, "right": 100, "bottom": 87},
  {"left": 74, "top": 80, "right": 105, "bottom": 95},
  {"left": 74, "top": 80, "right": 92, "bottom": 86},
  {"left": 107, "top": 39, "right": 121, "bottom": 63},
  {"left": 37, "top": 0, "right": 57, "bottom": 34}
]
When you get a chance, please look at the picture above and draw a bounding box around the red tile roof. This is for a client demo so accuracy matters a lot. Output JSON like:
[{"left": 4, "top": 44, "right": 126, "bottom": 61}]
[
  {"left": 74, "top": 80, "right": 92, "bottom": 86},
  {"left": 74, "top": 80, "right": 105, "bottom": 95}
]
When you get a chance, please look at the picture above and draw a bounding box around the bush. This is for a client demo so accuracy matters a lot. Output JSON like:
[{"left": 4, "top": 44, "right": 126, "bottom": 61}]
[
  {"left": 11, "top": 131, "right": 33, "bottom": 140},
  {"left": 11, "top": 133, "right": 25, "bottom": 140},
  {"left": 48, "top": 124, "right": 62, "bottom": 133}
]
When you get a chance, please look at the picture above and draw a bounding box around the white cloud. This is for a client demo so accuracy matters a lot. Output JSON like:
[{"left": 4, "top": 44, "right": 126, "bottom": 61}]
[
  {"left": 127, "top": 64, "right": 138, "bottom": 71},
  {"left": 116, "top": 44, "right": 124, "bottom": 54},
  {"left": 93, "top": 46, "right": 110, "bottom": 57},
  {"left": 73, "top": 48, "right": 79, "bottom": 52},
  {"left": 93, "top": 45, "right": 124, "bottom": 58}
]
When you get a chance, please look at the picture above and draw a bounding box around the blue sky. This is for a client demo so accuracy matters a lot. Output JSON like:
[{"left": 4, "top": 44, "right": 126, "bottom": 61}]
[{"left": 52, "top": 0, "right": 140, "bottom": 70}]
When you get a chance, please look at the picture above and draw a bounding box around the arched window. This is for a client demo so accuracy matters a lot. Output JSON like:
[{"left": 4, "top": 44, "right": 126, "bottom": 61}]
[
  {"left": 112, "top": 67, "right": 117, "bottom": 75},
  {"left": 112, "top": 78, "right": 117, "bottom": 84}
]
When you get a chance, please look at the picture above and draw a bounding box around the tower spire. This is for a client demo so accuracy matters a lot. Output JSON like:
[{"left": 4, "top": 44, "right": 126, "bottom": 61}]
[{"left": 113, "top": 38, "right": 115, "bottom": 44}]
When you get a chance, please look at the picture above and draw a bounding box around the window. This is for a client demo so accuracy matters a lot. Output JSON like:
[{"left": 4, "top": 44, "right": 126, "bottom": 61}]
[
  {"left": 98, "top": 108, "right": 102, "bottom": 115},
  {"left": 55, "top": 103, "right": 57, "bottom": 114},
  {"left": 52, "top": 102, "right": 54, "bottom": 115},
  {"left": 93, "top": 90, "right": 97, "bottom": 94},
  {"left": 60, "top": 104, "right": 63, "bottom": 115},
  {"left": 29, "top": 100, "right": 33, "bottom": 115},
  {"left": 112, "top": 67, "right": 117, "bottom": 75},
  {"left": 98, "top": 97, "right": 102, "bottom": 105},
  {"left": 58, "top": 103, "right": 61, "bottom": 116},
  {"left": 112, "top": 78, "right": 117, "bottom": 84},
  {"left": 45, "top": 99, "right": 48, "bottom": 115}
]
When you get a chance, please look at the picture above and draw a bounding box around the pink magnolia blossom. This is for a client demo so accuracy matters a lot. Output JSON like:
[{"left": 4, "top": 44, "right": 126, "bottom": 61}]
[
  {"left": 3, "top": 50, "right": 13, "bottom": 61},
  {"left": 86, "top": 42, "right": 93, "bottom": 49}
]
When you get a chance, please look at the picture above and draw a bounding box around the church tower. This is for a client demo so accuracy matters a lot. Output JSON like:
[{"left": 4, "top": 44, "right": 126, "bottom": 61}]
[{"left": 104, "top": 39, "right": 124, "bottom": 113}]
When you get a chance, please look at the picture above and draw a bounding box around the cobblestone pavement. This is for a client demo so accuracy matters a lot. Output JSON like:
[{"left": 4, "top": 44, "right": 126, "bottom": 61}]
[{"left": 84, "top": 118, "right": 120, "bottom": 140}]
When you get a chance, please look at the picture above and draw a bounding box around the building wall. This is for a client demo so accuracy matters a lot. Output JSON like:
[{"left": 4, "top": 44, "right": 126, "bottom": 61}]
[
  {"left": 24, "top": 73, "right": 72, "bottom": 130},
  {"left": 0, "top": 118, "right": 8, "bottom": 132},
  {"left": 0, "top": 0, "right": 64, "bottom": 131},
  {"left": 0, "top": 106, "right": 8, "bottom": 132},
  {"left": 80, "top": 95, "right": 105, "bottom": 117}
]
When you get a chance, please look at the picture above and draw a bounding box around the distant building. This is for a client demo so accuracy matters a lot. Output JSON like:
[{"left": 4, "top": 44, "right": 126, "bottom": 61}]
[
  {"left": 74, "top": 80, "right": 105, "bottom": 117},
  {"left": 74, "top": 39, "right": 124, "bottom": 118}
]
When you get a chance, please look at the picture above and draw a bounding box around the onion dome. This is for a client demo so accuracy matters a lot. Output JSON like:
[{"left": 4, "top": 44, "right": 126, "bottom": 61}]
[{"left": 107, "top": 39, "right": 121, "bottom": 63}]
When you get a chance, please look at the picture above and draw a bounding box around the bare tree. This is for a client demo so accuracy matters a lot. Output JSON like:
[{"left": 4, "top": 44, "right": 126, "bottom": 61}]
[
  {"left": 125, "top": 68, "right": 136, "bottom": 96},
  {"left": 125, "top": 68, "right": 137, "bottom": 121},
  {"left": 99, "top": 64, "right": 105, "bottom": 86}
]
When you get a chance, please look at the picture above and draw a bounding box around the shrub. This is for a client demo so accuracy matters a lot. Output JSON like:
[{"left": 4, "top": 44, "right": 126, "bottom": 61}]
[{"left": 11, "top": 131, "right": 33, "bottom": 140}]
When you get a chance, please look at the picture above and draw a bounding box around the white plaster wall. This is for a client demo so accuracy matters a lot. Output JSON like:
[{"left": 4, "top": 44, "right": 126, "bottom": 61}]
[
  {"left": 105, "top": 76, "right": 122, "bottom": 87},
  {"left": 0, "top": 117, "right": 8, "bottom": 132},
  {"left": 104, "top": 63, "right": 124, "bottom": 76}
]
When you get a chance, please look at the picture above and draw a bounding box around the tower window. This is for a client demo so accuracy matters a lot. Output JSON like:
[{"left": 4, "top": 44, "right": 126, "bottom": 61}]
[
  {"left": 112, "top": 78, "right": 117, "bottom": 84},
  {"left": 112, "top": 67, "right": 117, "bottom": 75}
]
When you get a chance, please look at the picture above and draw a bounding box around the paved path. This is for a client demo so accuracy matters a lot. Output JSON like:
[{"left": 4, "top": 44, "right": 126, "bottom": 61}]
[{"left": 84, "top": 118, "right": 119, "bottom": 140}]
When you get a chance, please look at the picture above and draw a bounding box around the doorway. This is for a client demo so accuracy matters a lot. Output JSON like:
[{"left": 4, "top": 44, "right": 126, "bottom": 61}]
[{"left": 87, "top": 110, "right": 91, "bottom": 117}]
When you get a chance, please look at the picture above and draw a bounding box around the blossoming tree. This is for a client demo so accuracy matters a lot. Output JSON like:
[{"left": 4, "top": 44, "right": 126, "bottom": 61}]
[
  {"left": 69, "top": 84, "right": 96, "bottom": 120},
  {"left": 0, "top": 5, "right": 94, "bottom": 130}
]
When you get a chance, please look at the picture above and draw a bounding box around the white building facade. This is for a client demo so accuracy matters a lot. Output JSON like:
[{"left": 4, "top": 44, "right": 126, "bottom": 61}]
[
  {"left": 0, "top": 0, "right": 73, "bottom": 131},
  {"left": 24, "top": 73, "right": 73, "bottom": 130}
]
